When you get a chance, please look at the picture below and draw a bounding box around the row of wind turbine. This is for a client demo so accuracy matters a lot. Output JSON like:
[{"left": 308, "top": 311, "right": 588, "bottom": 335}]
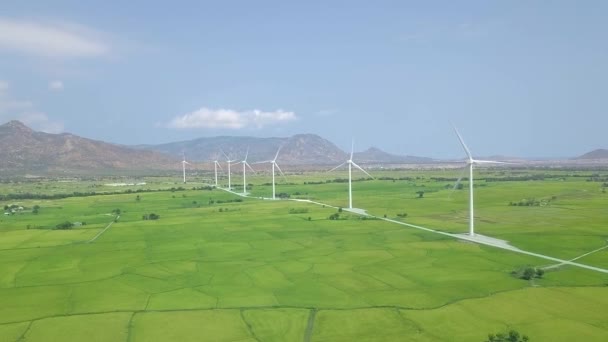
[{"left": 179, "top": 129, "right": 506, "bottom": 237}]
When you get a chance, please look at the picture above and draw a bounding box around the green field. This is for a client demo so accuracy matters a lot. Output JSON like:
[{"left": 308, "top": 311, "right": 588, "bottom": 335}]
[{"left": 1, "top": 169, "right": 607, "bottom": 341}]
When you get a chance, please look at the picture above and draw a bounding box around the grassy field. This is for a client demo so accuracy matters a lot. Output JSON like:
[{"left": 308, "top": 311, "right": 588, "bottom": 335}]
[{"left": 0, "top": 169, "right": 607, "bottom": 341}]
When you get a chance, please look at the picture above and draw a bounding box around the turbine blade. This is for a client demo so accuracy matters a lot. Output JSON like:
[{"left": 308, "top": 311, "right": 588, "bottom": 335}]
[
  {"left": 473, "top": 159, "right": 510, "bottom": 164},
  {"left": 246, "top": 162, "right": 256, "bottom": 173},
  {"left": 350, "top": 139, "right": 354, "bottom": 160},
  {"left": 275, "top": 163, "right": 286, "bottom": 178},
  {"left": 274, "top": 145, "right": 283, "bottom": 161},
  {"left": 449, "top": 166, "right": 468, "bottom": 198},
  {"left": 215, "top": 161, "right": 224, "bottom": 170},
  {"left": 244, "top": 147, "right": 250, "bottom": 162},
  {"left": 351, "top": 161, "right": 373, "bottom": 178},
  {"left": 221, "top": 149, "right": 230, "bottom": 161},
  {"left": 328, "top": 162, "right": 347, "bottom": 173},
  {"left": 452, "top": 125, "right": 473, "bottom": 160}
]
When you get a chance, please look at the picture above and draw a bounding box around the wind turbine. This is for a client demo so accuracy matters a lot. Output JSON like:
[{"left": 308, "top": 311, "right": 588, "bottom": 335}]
[
  {"left": 240, "top": 148, "right": 256, "bottom": 195},
  {"left": 181, "top": 153, "right": 191, "bottom": 184},
  {"left": 254, "top": 145, "right": 286, "bottom": 200},
  {"left": 452, "top": 126, "right": 506, "bottom": 236},
  {"left": 212, "top": 154, "right": 223, "bottom": 187},
  {"left": 222, "top": 150, "right": 237, "bottom": 191},
  {"left": 329, "top": 140, "right": 373, "bottom": 209}
]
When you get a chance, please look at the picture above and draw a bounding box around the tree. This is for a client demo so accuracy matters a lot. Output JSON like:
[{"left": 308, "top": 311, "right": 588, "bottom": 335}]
[
  {"left": 485, "top": 329, "right": 529, "bottom": 342},
  {"left": 55, "top": 221, "right": 74, "bottom": 230},
  {"left": 416, "top": 191, "right": 425, "bottom": 198},
  {"left": 522, "top": 267, "right": 536, "bottom": 280},
  {"left": 136, "top": 195, "right": 141, "bottom": 201},
  {"left": 535, "top": 268, "right": 544, "bottom": 278}
]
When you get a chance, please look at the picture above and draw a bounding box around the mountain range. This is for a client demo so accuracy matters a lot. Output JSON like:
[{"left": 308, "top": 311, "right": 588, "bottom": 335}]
[
  {"left": 0, "top": 120, "right": 430, "bottom": 174},
  {"left": 0, "top": 120, "right": 606, "bottom": 175},
  {"left": 136, "top": 135, "right": 433, "bottom": 165}
]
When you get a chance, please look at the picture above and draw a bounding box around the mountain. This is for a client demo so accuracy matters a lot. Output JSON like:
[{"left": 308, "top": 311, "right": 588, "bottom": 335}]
[
  {"left": 353, "top": 147, "right": 434, "bottom": 164},
  {"left": 0, "top": 120, "right": 178, "bottom": 174},
  {"left": 0, "top": 120, "right": 439, "bottom": 175},
  {"left": 576, "top": 149, "right": 608, "bottom": 160},
  {"left": 138, "top": 134, "right": 348, "bottom": 165}
]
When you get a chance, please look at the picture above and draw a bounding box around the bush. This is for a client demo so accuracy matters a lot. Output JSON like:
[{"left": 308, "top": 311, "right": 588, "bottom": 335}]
[
  {"left": 522, "top": 267, "right": 536, "bottom": 280},
  {"left": 485, "top": 329, "right": 529, "bottom": 342},
  {"left": 142, "top": 213, "right": 160, "bottom": 220},
  {"left": 515, "top": 266, "right": 545, "bottom": 280},
  {"left": 328, "top": 213, "right": 340, "bottom": 220},
  {"left": 55, "top": 221, "right": 74, "bottom": 230}
]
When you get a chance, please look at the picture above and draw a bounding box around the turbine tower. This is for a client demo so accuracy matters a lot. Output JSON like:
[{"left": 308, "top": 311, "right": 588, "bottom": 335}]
[
  {"left": 453, "top": 126, "right": 505, "bottom": 236},
  {"left": 212, "top": 154, "right": 223, "bottom": 187},
  {"left": 222, "top": 150, "right": 237, "bottom": 191},
  {"left": 329, "top": 140, "right": 373, "bottom": 209},
  {"left": 254, "top": 145, "right": 286, "bottom": 200},
  {"left": 240, "top": 148, "right": 256, "bottom": 195},
  {"left": 181, "top": 153, "right": 191, "bottom": 184}
]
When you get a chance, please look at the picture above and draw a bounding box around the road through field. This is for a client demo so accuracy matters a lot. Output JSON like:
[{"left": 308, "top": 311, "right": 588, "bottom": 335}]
[
  {"left": 87, "top": 215, "right": 119, "bottom": 243},
  {"left": 221, "top": 188, "right": 608, "bottom": 275}
]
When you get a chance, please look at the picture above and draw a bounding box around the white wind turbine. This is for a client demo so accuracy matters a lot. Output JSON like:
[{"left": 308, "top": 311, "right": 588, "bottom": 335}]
[
  {"left": 329, "top": 140, "right": 373, "bottom": 209},
  {"left": 181, "top": 153, "right": 191, "bottom": 184},
  {"left": 254, "top": 145, "right": 286, "bottom": 200},
  {"left": 240, "top": 148, "right": 256, "bottom": 195},
  {"left": 221, "top": 150, "right": 237, "bottom": 191},
  {"left": 452, "top": 126, "right": 506, "bottom": 236},
  {"left": 212, "top": 153, "right": 223, "bottom": 187}
]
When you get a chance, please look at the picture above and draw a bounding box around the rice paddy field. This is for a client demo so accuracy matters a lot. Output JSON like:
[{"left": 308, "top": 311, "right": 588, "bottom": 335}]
[{"left": 1, "top": 168, "right": 607, "bottom": 341}]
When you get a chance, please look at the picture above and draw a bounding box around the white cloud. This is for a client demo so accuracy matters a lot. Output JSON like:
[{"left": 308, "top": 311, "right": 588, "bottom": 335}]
[
  {"left": 19, "top": 111, "right": 64, "bottom": 133},
  {"left": 168, "top": 107, "right": 297, "bottom": 129},
  {"left": 0, "top": 80, "right": 63, "bottom": 133},
  {"left": 49, "top": 80, "right": 64, "bottom": 91},
  {"left": 0, "top": 18, "right": 109, "bottom": 58},
  {"left": 0, "top": 81, "right": 33, "bottom": 112}
]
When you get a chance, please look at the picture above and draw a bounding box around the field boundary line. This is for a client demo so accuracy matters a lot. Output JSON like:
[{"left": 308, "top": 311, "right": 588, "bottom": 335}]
[
  {"left": 303, "top": 308, "right": 317, "bottom": 342},
  {"left": 544, "top": 243, "right": 608, "bottom": 270},
  {"left": 87, "top": 215, "right": 119, "bottom": 243}
]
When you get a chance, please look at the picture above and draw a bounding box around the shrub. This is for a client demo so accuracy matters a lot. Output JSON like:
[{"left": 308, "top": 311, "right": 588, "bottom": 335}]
[{"left": 55, "top": 221, "right": 74, "bottom": 230}]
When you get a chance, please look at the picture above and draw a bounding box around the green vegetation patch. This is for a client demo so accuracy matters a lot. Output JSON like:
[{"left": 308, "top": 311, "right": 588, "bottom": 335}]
[
  {"left": 130, "top": 310, "right": 256, "bottom": 342},
  {"left": 23, "top": 312, "right": 131, "bottom": 342}
]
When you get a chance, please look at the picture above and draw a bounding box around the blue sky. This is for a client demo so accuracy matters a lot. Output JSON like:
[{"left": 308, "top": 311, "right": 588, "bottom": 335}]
[{"left": 1, "top": 1, "right": 607, "bottom": 158}]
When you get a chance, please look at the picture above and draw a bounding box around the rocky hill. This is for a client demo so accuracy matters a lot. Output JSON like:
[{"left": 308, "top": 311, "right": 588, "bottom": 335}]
[
  {"left": 576, "top": 149, "right": 608, "bottom": 160},
  {"left": 139, "top": 135, "right": 436, "bottom": 165},
  {"left": 353, "top": 147, "right": 433, "bottom": 164},
  {"left": 0, "top": 120, "right": 178, "bottom": 174},
  {"left": 137, "top": 134, "right": 349, "bottom": 165},
  {"left": 0, "top": 120, "right": 440, "bottom": 175}
]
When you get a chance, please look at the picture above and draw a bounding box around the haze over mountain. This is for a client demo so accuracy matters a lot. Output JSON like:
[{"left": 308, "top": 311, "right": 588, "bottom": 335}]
[
  {"left": 137, "top": 135, "right": 436, "bottom": 165},
  {"left": 2, "top": 120, "right": 606, "bottom": 175},
  {"left": 576, "top": 149, "right": 608, "bottom": 160},
  {"left": 0, "top": 120, "right": 177, "bottom": 174},
  {"left": 0, "top": 121, "right": 436, "bottom": 174}
]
